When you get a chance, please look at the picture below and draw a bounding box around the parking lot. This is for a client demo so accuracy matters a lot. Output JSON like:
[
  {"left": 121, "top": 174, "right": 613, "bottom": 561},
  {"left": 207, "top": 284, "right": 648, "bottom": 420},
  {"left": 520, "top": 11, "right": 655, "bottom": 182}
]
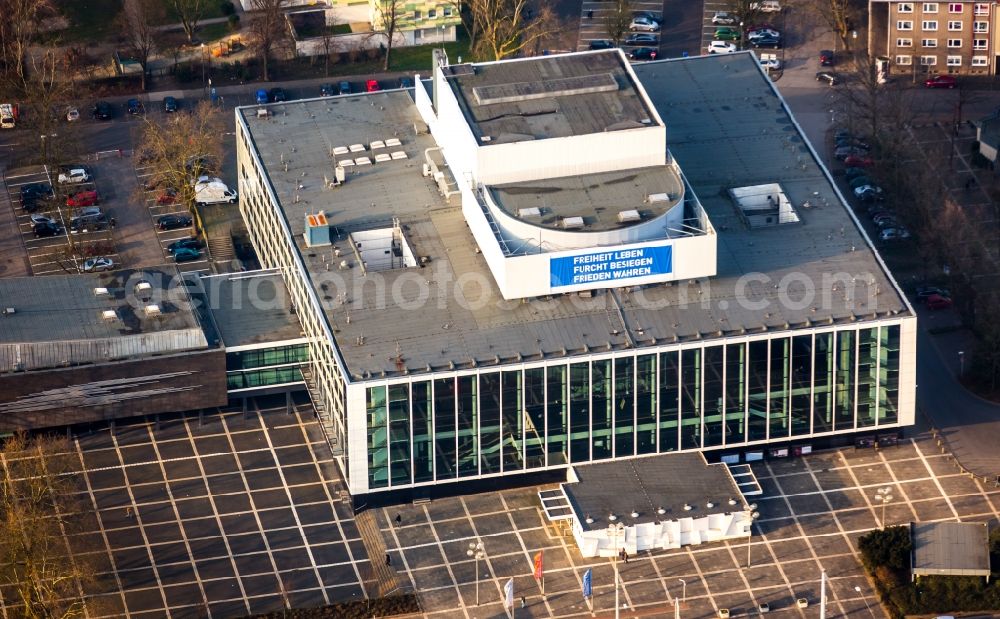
[
  {"left": 378, "top": 434, "right": 999, "bottom": 619},
  {"left": 13, "top": 393, "right": 372, "bottom": 619}
]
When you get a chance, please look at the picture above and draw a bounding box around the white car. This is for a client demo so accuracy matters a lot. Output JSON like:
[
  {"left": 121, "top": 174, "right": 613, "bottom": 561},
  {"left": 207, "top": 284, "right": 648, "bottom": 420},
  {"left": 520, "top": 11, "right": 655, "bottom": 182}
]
[
  {"left": 752, "top": 0, "right": 782, "bottom": 12},
  {"left": 66, "top": 107, "right": 79, "bottom": 122},
  {"left": 58, "top": 168, "right": 91, "bottom": 184},
  {"left": 82, "top": 256, "right": 115, "bottom": 273},
  {"left": 191, "top": 175, "right": 224, "bottom": 187},
  {"left": 760, "top": 57, "right": 782, "bottom": 71},
  {"left": 712, "top": 11, "right": 736, "bottom": 25},
  {"left": 30, "top": 213, "right": 56, "bottom": 226},
  {"left": 880, "top": 227, "right": 911, "bottom": 242},
  {"left": 707, "top": 41, "right": 738, "bottom": 54},
  {"left": 630, "top": 16, "right": 661, "bottom": 32}
]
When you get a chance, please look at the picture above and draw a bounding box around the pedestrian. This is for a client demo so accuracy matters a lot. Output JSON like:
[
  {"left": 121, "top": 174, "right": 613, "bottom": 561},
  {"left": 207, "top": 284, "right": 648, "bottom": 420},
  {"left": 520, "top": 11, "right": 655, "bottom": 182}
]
[
  {"left": 110, "top": 217, "right": 117, "bottom": 229},
  {"left": 125, "top": 506, "right": 132, "bottom": 518},
  {"left": 395, "top": 513, "right": 402, "bottom": 526},
  {"left": 587, "top": 9, "right": 593, "bottom": 19},
  {"left": 385, "top": 552, "right": 391, "bottom": 566},
  {"left": 521, "top": 596, "right": 526, "bottom": 609},
  {"left": 624, "top": 551, "right": 629, "bottom": 564}
]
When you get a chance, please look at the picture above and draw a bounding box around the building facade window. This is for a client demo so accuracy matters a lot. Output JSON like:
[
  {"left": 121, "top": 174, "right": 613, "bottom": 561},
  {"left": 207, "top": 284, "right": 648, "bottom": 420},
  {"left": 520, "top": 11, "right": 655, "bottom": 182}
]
[
  {"left": 947, "top": 20, "right": 963, "bottom": 30},
  {"left": 922, "top": 20, "right": 938, "bottom": 30},
  {"left": 413, "top": 9, "right": 421, "bottom": 19},
  {"left": 972, "top": 55, "right": 989, "bottom": 65},
  {"left": 898, "top": 2, "right": 914, "bottom": 12},
  {"left": 973, "top": 38, "right": 988, "bottom": 49},
  {"left": 947, "top": 55, "right": 962, "bottom": 65},
  {"left": 974, "top": 20, "right": 989, "bottom": 31},
  {"left": 444, "top": 5, "right": 453, "bottom": 16},
  {"left": 922, "top": 2, "right": 938, "bottom": 11},
  {"left": 428, "top": 8, "right": 437, "bottom": 18},
  {"left": 898, "top": 20, "right": 914, "bottom": 29},
  {"left": 974, "top": 2, "right": 989, "bottom": 15},
  {"left": 947, "top": 38, "right": 962, "bottom": 47},
  {"left": 949, "top": 2, "right": 963, "bottom": 11},
  {"left": 897, "top": 37, "right": 914, "bottom": 46},
  {"left": 361, "top": 325, "right": 908, "bottom": 490},
  {"left": 921, "top": 55, "right": 939, "bottom": 64},
  {"left": 922, "top": 38, "right": 938, "bottom": 46}
]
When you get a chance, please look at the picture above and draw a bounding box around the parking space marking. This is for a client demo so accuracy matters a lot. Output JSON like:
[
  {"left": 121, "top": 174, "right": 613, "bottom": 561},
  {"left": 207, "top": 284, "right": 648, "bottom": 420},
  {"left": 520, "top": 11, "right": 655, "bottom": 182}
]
[{"left": 911, "top": 439, "right": 960, "bottom": 519}]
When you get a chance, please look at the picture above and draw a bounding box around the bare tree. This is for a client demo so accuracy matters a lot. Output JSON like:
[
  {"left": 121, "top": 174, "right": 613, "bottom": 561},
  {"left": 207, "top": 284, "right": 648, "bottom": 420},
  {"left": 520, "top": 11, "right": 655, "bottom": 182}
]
[
  {"left": 168, "top": 0, "right": 206, "bottom": 44},
  {"left": 467, "top": 0, "right": 562, "bottom": 61},
  {"left": 247, "top": 0, "right": 290, "bottom": 82},
  {"left": 134, "top": 100, "right": 225, "bottom": 225},
  {"left": 604, "top": 0, "right": 632, "bottom": 47},
  {"left": 0, "top": 433, "right": 105, "bottom": 618},
  {"left": 119, "top": 0, "right": 160, "bottom": 91},
  {"left": 372, "top": 0, "right": 403, "bottom": 71},
  {"left": 810, "top": 0, "right": 860, "bottom": 52},
  {"left": 319, "top": 23, "right": 338, "bottom": 77},
  {"left": 0, "top": 0, "right": 55, "bottom": 83}
]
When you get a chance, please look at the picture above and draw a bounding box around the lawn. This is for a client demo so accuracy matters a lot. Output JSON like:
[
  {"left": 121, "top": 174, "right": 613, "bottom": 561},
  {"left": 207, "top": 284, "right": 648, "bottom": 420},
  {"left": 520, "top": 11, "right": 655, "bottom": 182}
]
[
  {"left": 156, "top": 0, "right": 228, "bottom": 26},
  {"left": 389, "top": 37, "right": 471, "bottom": 72},
  {"left": 52, "top": 0, "right": 123, "bottom": 42}
]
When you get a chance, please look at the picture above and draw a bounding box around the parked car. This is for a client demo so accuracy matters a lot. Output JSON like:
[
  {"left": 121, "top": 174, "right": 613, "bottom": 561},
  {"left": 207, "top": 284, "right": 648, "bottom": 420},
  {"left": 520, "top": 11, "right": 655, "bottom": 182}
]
[
  {"left": 752, "top": 0, "right": 782, "bottom": 12},
  {"left": 589, "top": 39, "right": 615, "bottom": 50},
  {"left": 879, "top": 227, "right": 911, "bottom": 242},
  {"left": 925, "top": 74, "right": 957, "bottom": 89},
  {"left": 849, "top": 176, "right": 873, "bottom": 189},
  {"left": 339, "top": 81, "right": 352, "bottom": 95},
  {"left": 845, "top": 167, "right": 867, "bottom": 180},
  {"left": 255, "top": 89, "right": 268, "bottom": 104},
  {"left": 748, "top": 28, "right": 780, "bottom": 41},
  {"left": 167, "top": 237, "right": 202, "bottom": 254},
  {"left": 837, "top": 136, "right": 871, "bottom": 150},
  {"left": 625, "top": 33, "right": 658, "bottom": 45},
  {"left": 815, "top": 71, "right": 840, "bottom": 86},
  {"left": 872, "top": 212, "right": 897, "bottom": 225},
  {"left": 320, "top": 84, "right": 335, "bottom": 97},
  {"left": 746, "top": 23, "right": 777, "bottom": 34},
  {"left": 66, "top": 190, "right": 99, "bottom": 207},
  {"left": 630, "top": 16, "right": 661, "bottom": 31},
  {"left": 834, "top": 129, "right": 853, "bottom": 141},
  {"left": 58, "top": 167, "right": 91, "bottom": 184},
  {"left": 750, "top": 34, "right": 782, "bottom": 49},
  {"left": 65, "top": 107, "right": 80, "bottom": 122},
  {"left": 707, "top": 40, "right": 738, "bottom": 54},
  {"left": 127, "top": 98, "right": 144, "bottom": 115},
  {"left": 916, "top": 285, "right": 950, "bottom": 301},
  {"left": 712, "top": 11, "right": 737, "bottom": 25},
  {"left": 173, "top": 246, "right": 201, "bottom": 262},
  {"left": 269, "top": 87, "right": 288, "bottom": 102},
  {"left": 844, "top": 155, "right": 874, "bottom": 167},
  {"left": 82, "top": 257, "right": 115, "bottom": 273},
  {"left": 819, "top": 50, "right": 835, "bottom": 66},
  {"left": 627, "top": 47, "right": 658, "bottom": 61},
  {"left": 92, "top": 101, "right": 113, "bottom": 120},
  {"left": 33, "top": 221, "right": 62, "bottom": 238},
  {"left": 925, "top": 293, "right": 953, "bottom": 309},
  {"left": 366, "top": 79, "right": 380, "bottom": 92},
  {"left": 714, "top": 27, "right": 741, "bottom": 41},
  {"left": 30, "top": 213, "right": 56, "bottom": 226},
  {"left": 157, "top": 214, "right": 192, "bottom": 230},
  {"left": 760, "top": 57, "right": 782, "bottom": 71},
  {"left": 164, "top": 96, "right": 178, "bottom": 113},
  {"left": 156, "top": 188, "right": 177, "bottom": 205},
  {"left": 20, "top": 182, "right": 53, "bottom": 202},
  {"left": 632, "top": 11, "right": 662, "bottom": 23},
  {"left": 835, "top": 145, "right": 867, "bottom": 160},
  {"left": 398, "top": 76, "right": 414, "bottom": 89},
  {"left": 855, "top": 185, "right": 884, "bottom": 202}
]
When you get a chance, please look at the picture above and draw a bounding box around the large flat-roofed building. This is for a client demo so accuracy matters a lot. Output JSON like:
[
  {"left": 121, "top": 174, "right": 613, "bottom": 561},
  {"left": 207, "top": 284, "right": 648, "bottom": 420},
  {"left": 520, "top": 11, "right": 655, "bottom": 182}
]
[{"left": 235, "top": 49, "right": 917, "bottom": 500}]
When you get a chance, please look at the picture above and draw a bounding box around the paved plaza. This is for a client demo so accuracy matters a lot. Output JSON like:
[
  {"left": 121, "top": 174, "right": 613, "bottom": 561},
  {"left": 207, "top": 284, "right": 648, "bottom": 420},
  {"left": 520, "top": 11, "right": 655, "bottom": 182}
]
[{"left": 379, "top": 434, "right": 1000, "bottom": 619}]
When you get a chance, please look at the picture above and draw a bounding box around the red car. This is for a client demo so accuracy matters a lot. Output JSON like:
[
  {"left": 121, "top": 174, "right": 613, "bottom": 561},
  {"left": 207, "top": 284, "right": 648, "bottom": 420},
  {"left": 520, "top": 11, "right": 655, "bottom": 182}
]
[
  {"left": 366, "top": 79, "right": 380, "bottom": 93},
  {"left": 66, "top": 190, "right": 99, "bottom": 207},
  {"left": 156, "top": 188, "right": 177, "bottom": 205},
  {"left": 924, "top": 74, "right": 957, "bottom": 89},
  {"left": 925, "top": 293, "right": 953, "bottom": 310},
  {"left": 844, "top": 155, "right": 874, "bottom": 167}
]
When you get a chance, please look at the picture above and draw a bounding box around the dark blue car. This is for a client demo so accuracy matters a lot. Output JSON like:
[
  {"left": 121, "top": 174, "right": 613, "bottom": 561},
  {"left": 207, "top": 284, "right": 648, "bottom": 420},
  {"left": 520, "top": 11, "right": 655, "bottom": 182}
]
[{"left": 255, "top": 89, "right": 268, "bottom": 104}]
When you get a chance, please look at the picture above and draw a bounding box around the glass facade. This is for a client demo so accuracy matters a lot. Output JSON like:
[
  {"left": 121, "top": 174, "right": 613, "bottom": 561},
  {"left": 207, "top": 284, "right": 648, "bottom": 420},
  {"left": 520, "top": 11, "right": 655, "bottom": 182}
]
[
  {"left": 363, "top": 325, "right": 907, "bottom": 489},
  {"left": 226, "top": 344, "right": 308, "bottom": 391}
]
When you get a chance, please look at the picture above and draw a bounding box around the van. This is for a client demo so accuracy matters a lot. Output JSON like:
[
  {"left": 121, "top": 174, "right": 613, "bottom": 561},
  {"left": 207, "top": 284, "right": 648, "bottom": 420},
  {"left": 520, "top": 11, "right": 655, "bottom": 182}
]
[{"left": 194, "top": 181, "right": 238, "bottom": 206}]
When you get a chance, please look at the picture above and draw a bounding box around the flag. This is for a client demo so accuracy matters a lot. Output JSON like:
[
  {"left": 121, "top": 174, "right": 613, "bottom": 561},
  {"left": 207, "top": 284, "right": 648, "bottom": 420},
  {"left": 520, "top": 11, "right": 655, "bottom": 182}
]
[
  {"left": 504, "top": 577, "right": 514, "bottom": 609},
  {"left": 533, "top": 550, "right": 544, "bottom": 581},
  {"left": 582, "top": 568, "right": 592, "bottom": 598}
]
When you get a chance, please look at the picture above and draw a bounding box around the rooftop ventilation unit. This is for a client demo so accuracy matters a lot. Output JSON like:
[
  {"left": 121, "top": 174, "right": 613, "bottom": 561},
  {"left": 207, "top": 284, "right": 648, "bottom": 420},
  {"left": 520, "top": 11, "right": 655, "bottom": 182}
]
[
  {"left": 647, "top": 193, "right": 671, "bottom": 203},
  {"left": 94, "top": 287, "right": 109, "bottom": 297},
  {"left": 2, "top": 307, "right": 14, "bottom": 315},
  {"left": 518, "top": 207, "right": 541, "bottom": 218},
  {"left": 617, "top": 209, "right": 641, "bottom": 223},
  {"left": 135, "top": 281, "right": 152, "bottom": 294},
  {"left": 101, "top": 309, "right": 117, "bottom": 321},
  {"left": 143, "top": 304, "right": 161, "bottom": 316},
  {"left": 562, "top": 216, "right": 584, "bottom": 229},
  {"left": 304, "top": 211, "right": 331, "bottom": 247}
]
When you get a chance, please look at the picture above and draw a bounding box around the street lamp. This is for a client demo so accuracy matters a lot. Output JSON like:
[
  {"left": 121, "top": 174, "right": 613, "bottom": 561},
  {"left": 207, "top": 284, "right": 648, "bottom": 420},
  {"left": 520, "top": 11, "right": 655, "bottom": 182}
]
[
  {"left": 744, "top": 503, "right": 760, "bottom": 568},
  {"left": 739, "top": 21, "right": 745, "bottom": 51},
  {"left": 855, "top": 585, "right": 874, "bottom": 616},
  {"left": 958, "top": 350, "right": 965, "bottom": 376},
  {"left": 201, "top": 43, "right": 207, "bottom": 95},
  {"left": 466, "top": 541, "right": 484, "bottom": 606},
  {"left": 874, "top": 487, "right": 893, "bottom": 529},
  {"left": 608, "top": 521, "right": 625, "bottom": 619},
  {"left": 678, "top": 578, "right": 686, "bottom": 603}
]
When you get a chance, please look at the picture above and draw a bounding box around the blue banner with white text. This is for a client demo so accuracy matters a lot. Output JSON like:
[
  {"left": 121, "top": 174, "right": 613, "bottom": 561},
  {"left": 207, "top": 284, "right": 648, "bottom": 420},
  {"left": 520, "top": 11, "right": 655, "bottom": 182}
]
[{"left": 550, "top": 244, "right": 673, "bottom": 288}]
